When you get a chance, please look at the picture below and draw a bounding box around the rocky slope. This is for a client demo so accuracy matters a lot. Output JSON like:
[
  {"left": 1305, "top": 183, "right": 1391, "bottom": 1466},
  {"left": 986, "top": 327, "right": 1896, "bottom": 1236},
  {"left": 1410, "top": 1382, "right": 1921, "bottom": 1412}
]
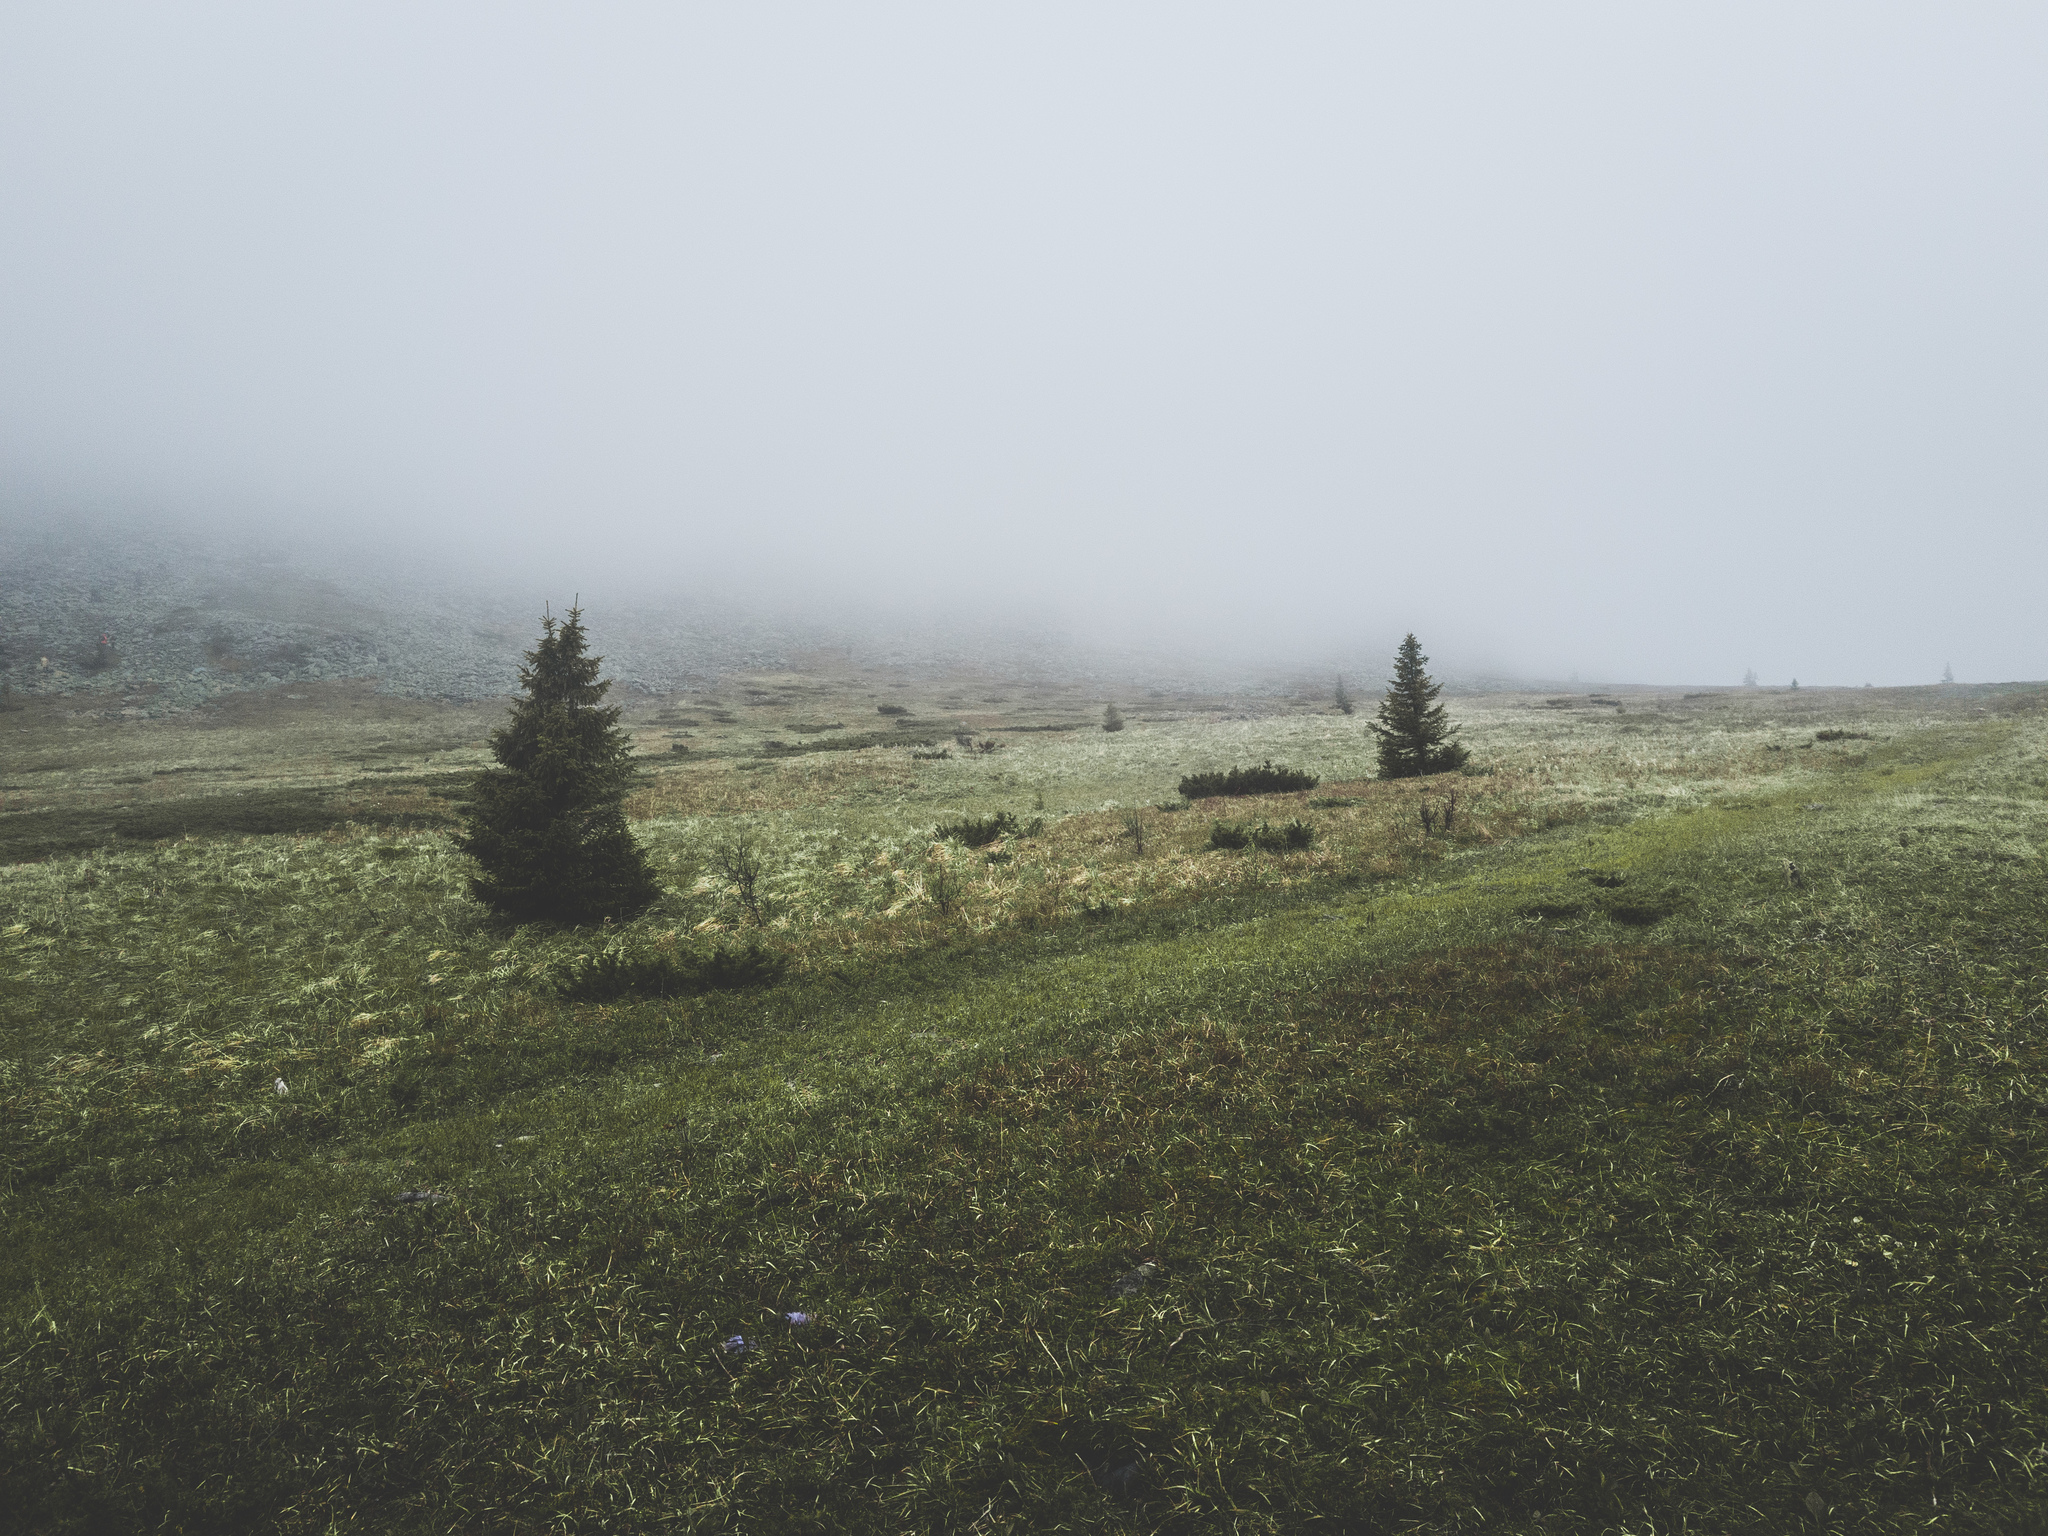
[
  {"left": 1, "top": 522, "right": 1270, "bottom": 717},
  {"left": 0, "top": 524, "right": 817, "bottom": 715}
]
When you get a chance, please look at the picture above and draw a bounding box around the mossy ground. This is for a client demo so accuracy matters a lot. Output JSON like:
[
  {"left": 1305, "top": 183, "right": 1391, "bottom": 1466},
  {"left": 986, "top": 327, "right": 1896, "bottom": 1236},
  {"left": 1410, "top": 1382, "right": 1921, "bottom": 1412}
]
[{"left": 2, "top": 677, "right": 2044, "bottom": 1532}]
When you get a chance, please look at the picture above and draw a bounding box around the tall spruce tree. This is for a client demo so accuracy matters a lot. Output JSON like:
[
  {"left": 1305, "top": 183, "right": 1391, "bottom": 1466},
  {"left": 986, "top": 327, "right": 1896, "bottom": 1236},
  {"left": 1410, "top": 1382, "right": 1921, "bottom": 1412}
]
[
  {"left": 1369, "top": 633, "right": 1469, "bottom": 779},
  {"left": 457, "top": 604, "right": 660, "bottom": 923}
]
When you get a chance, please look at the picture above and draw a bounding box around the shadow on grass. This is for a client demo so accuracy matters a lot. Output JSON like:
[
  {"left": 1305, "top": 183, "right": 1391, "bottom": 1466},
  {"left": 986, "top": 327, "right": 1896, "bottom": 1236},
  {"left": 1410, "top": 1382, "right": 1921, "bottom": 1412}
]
[{"left": 0, "top": 782, "right": 464, "bottom": 863}]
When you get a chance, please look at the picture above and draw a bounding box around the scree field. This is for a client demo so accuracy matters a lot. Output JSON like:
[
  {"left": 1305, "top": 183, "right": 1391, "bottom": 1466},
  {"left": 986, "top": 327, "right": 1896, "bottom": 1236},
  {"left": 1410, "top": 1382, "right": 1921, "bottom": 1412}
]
[{"left": 2, "top": 673, "right": 2044, "bottom": 1534}]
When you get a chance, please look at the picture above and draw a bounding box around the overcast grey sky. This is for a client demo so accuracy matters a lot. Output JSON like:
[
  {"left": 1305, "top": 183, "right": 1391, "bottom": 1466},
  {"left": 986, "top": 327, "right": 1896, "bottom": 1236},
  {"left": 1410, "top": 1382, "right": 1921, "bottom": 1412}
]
[{"left": 3, "top": 5, "right": 2043, "bottom": 684}]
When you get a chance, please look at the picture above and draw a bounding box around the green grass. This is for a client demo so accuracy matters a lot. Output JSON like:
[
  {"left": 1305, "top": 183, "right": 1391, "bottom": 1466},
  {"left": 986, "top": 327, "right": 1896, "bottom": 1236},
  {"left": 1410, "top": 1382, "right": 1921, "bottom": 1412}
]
[{"left": 2, "top": 690, "right": 2045, "bottom": 1532}]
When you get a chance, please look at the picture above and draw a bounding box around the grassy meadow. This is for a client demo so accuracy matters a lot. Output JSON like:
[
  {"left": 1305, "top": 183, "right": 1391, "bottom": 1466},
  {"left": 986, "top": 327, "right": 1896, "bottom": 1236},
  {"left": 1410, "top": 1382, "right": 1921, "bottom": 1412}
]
[{"left": 2, "top": 672, "right": 2045, "bottom": 1533}]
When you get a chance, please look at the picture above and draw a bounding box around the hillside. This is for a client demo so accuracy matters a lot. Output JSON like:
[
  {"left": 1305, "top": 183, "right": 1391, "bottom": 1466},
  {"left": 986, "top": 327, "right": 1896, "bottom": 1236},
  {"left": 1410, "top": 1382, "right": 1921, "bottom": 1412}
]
[{"left": 3, "top": 661, "right": 2044, "bottom": 1531}]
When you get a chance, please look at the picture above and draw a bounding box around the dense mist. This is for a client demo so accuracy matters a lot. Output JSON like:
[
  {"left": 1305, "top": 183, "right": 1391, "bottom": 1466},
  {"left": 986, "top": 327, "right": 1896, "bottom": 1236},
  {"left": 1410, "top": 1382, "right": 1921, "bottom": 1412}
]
[{"left": 4, "top": 6, "right": 2045, "bottom": 686}]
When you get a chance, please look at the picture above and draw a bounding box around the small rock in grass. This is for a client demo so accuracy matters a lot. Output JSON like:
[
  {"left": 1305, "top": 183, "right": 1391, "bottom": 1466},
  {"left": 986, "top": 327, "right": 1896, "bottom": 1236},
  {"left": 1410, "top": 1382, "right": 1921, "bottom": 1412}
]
[
  {"left": 1112, "top": 1262, "right": 1160, "bottom": 1297},
  {"left": 1095, "top": 1458, "right": 1144, "bottom": 1499}
]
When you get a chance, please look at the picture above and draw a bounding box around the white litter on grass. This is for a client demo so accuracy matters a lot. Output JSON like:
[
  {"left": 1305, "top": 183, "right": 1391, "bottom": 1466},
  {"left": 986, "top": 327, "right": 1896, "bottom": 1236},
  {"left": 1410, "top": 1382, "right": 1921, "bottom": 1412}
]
[{"left": 274, "top": 1077, "right": 288, "bottom": 1096}]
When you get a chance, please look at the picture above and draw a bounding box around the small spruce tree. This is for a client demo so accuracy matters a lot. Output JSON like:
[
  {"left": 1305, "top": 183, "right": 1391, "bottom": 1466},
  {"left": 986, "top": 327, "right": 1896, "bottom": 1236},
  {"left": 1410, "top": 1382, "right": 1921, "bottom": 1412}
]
[
  {"left": 1334, "top": 676, "right": 1355, "bottom": 715},
  {"left": 1369, "top": 633, "right": 1469, "bottom": 779},
  {"left": 457, "top": 604, "right": 660, "bottom": 923},
  {"left": 1102, "top": 703, "right": 1125, "bottom": 732}
]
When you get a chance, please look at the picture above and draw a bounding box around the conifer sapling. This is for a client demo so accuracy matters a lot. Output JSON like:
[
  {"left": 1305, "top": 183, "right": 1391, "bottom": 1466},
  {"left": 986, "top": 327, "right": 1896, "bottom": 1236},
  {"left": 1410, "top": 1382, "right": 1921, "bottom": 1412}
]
[
  {"left": 1369, "top": 633, "right": 1470, "bottom": 779},
  {"left": 457, "top": 604, "right": 660, "bottom": 923}
]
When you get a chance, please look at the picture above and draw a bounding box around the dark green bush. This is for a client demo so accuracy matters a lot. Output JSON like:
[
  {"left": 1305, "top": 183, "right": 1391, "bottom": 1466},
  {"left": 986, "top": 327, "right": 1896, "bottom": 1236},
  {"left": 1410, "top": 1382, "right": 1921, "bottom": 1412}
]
[
  {"left": 1207, "top": 822, "right": 1251, "bottom": 850},
  {"left": 549, "top": 939, "right": 786, "bottom": 1002},
  {"left": 877, "top": 704, "right": 910, "bottom": 716},
  {"left": 1254, "top": 819, "right": 1316, "bottom": 851},
  {"left": 1815, "top": 729, "right": 1873, "bottom": 742},
  {"left": 1177, "top": 761, "right": 1319, "bottom": 800},
  {"left": 935, "top": 810, "right": 1021, "bottom": 847},
  {"left": 1210, "top": 818, "right": 1315, "bottom": 852},
  {"left": 760, "top": 729, "right": 918, "bottom": 757}
]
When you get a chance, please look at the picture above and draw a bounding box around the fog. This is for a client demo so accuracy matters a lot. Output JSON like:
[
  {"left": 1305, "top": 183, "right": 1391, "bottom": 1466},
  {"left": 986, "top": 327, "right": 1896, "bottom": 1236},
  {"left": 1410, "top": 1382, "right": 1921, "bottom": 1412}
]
[{"left": 3, "top": 5, "right": 2044, "bottom": 686}]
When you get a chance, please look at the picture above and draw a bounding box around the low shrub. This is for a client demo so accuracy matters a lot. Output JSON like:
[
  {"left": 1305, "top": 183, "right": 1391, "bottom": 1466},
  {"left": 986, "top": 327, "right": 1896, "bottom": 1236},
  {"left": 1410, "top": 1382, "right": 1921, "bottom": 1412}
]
[
  {"left": 1254, "top": 819, "right": 1315, "bottom": 851},
  {"left": 1177, "top": 760, "right": 1319, "bottom": 800},
  {"left": 710, "top": 834, "right": 770, "bottom": 924},
  {"left": 549, "top": 939, "right": 786, "bottom": 1002},
  {"left": 1212, "top": 819, "right": 1316, "bottom": 852},
  {"left": 1815, "top": 729, "right": 1873, "bottom": 742},
  {"left": 760, "top": 730, "right": 918, "bottom": 757},
  {"left": 936, "top": 810, "right": 1021, "bottom": 847},
  {"left": 877, "top": 704, "right": 910, "bottom": 716}
]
